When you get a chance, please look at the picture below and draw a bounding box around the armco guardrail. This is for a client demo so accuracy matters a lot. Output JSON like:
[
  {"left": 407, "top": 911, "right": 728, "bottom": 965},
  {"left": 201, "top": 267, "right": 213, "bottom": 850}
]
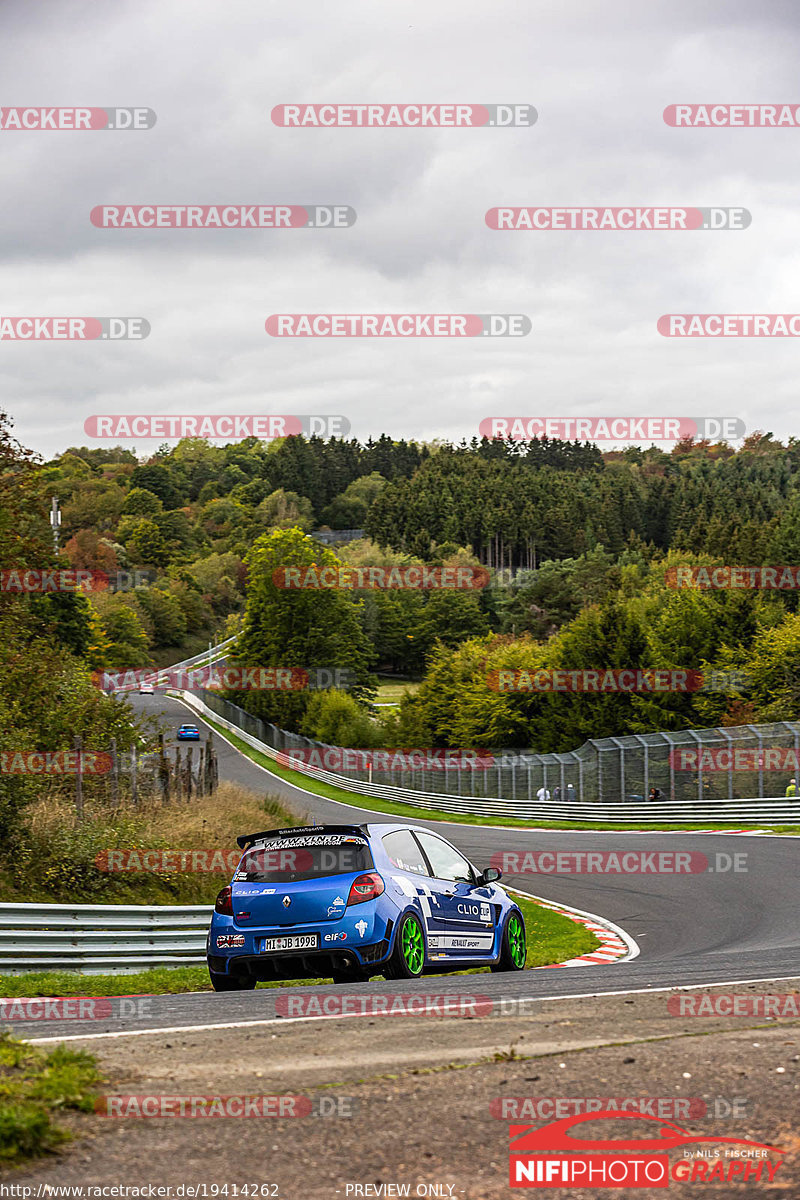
[
  {"left": 111, "top": 636, "right": 237, "bottom": 693},
  {"left": 0, "top": 902, "right": 211, "bottom": 975},
  {"left": 175, "top": 691, "right": 800, "bottom": 824}
]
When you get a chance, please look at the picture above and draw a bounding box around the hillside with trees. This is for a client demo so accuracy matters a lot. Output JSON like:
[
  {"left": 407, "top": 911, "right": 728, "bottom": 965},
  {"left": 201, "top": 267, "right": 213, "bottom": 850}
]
[{"left": 6, "top": 413, "right": 800, "bottom": 766}]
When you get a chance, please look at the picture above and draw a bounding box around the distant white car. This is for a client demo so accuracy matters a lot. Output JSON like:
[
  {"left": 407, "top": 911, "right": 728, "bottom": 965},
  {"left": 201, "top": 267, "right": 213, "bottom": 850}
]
[{"left": 139, "top": 683, "right": 155, "bottom": 695}]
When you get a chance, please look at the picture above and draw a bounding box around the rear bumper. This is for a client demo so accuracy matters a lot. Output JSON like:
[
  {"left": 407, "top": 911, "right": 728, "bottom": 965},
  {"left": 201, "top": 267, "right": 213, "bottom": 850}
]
[
  {"left": 209, "top": 900, "right": 392, "bottom": 977},
  {"left": 208, "top": 935, "right": 391, "bottom": 981}
]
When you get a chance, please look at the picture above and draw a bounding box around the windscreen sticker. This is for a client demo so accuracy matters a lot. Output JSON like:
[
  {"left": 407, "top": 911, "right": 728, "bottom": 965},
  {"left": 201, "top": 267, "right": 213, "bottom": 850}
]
[{"left": 253, "top": 834, "right": 367, "bottom": 850}]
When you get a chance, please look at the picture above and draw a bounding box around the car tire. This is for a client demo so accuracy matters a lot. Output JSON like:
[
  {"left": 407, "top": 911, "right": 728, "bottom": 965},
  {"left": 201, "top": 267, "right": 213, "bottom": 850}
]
[
  {"left": 383, "top": 910, "right": 426, "bottom": 980},
  {"left": 209, "top": 969, "right": 257, "bottom": 992},
  {"left": 491, "top": 910, "right": 527, "bottom": 972}
]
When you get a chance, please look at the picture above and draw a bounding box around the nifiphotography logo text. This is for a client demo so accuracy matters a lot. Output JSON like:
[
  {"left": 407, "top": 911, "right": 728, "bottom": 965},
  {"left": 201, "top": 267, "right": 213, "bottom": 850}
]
[{"left": 508, "top": 1112, "right": 784, "bottom": 1188}]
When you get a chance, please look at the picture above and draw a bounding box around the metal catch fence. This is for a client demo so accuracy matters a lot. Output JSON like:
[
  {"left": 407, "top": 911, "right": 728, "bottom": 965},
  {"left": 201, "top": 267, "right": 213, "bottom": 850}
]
[{"left": 183, "top": 690, "right": 800, "bottom": 823}]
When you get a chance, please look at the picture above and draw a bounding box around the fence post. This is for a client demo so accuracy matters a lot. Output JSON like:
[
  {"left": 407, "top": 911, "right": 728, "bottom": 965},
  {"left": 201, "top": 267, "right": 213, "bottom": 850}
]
[
  {"left": 746, "top": 726, "right": 764, "bottom": 799},
  {"left": 174, "top": 746, "right": 183, "bottom": 802},
  {"left": 607, "top": 737, "right": 625, "bottom": 804},
  {"left": 686, "top": 731, "right": 702, "bottom": 802},
  {"left": 158, "top": 734, "right": 170, "bottom": 803},
  {"left": 131, "top": 745, "right": 138, "bottom": 806},
  {"left": 720, "top": 729, "right": 733, "bottom": 800},
  {"left": 204, "top": 734, "right": 216, "bottom": 794},
  {"left": 74, "top": 735, "right": 84, "bottom": 821},
  {"left": 184, "top": 747, "right": 193, "bottom": 800},
  {"left": 110, "top": 738, "right": 119, "bottom": 808}
]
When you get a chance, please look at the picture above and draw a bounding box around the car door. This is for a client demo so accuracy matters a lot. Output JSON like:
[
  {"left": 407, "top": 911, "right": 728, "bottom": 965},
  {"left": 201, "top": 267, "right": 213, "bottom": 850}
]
[{"left": 413, "top": 830, "right": 496, "bottom": 959}]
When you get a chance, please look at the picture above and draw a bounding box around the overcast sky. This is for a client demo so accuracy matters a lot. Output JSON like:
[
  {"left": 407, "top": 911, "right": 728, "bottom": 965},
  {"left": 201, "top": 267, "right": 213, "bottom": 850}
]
[{"left": 2, "top": 0, "right": 800, "bottom": 460}]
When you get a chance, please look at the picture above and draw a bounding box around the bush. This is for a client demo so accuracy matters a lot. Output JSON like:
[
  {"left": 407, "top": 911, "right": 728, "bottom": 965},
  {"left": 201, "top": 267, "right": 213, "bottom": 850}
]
[{"left": 300, "top": 690, "right": 380, "bottom": 748}]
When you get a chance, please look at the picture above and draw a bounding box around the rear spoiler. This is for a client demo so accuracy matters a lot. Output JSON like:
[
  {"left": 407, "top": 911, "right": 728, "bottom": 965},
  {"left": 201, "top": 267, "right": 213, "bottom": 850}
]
[{"left": 236, "top": 823, "right": 368, "bottom": 850}]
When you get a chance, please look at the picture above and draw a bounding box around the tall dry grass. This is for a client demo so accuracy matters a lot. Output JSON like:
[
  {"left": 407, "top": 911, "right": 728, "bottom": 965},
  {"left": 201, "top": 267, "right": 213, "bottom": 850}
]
[{"left": 1, "top": 783, "right": 304, "bottom": 905}]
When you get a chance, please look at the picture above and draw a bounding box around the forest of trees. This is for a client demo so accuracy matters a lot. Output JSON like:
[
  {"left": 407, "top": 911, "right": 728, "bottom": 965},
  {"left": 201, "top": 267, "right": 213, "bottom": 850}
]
[
  {"left": 5, "top": 411, "right": 800, "bottom": 800},
  {"left": 0, "top": 411, "right": 139, "bottom": 849}
]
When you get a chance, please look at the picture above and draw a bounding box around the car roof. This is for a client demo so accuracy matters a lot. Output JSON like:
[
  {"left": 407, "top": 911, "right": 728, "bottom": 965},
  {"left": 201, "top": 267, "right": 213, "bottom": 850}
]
[
  {"left": 235, "top": 821, "right": 439, "bottom": 849},
  {"left": 367, "top": 822, "right": 432, "bottom": 835}
]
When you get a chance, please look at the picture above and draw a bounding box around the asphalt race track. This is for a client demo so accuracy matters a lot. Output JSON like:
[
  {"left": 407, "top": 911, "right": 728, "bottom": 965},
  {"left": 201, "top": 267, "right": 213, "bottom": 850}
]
[{"left": 21, "top": 690, "right": 800, "bottom": 1044}]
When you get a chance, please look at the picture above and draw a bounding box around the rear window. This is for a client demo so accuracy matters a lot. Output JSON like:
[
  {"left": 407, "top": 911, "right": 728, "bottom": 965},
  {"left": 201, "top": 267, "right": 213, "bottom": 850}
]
[{"left": 234, "top": 835, "right": 374, "bottom": 883}]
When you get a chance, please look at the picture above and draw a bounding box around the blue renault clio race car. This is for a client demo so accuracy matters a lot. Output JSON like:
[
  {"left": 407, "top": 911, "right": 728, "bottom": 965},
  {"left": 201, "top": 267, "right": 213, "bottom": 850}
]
[{"left": 207, "top": 823, "right": 527, "bottom": 990}]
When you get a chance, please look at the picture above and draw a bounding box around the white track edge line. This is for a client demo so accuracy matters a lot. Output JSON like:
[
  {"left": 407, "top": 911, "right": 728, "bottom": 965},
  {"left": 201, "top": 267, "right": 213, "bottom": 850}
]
[{"left": 24, "top": 974, "right": 800, "bottom": 1044}]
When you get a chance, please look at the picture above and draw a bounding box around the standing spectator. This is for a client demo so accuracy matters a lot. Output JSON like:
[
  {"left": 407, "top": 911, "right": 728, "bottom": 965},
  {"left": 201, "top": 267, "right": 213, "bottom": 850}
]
[
  {"left": 566, "top": 782, "right": 576, "bottom": 800},
  {"left": 786, "top": 778, "right": 797, "bottom": 797},
  {"left": 553, "top": 785, "right": 562, "bottom": 801},
  {"left": 649, "top": 787, "right": 662, "bottom": 802},
  {"left": 536, "top": 784, "right": 551, "bottom": 801}
]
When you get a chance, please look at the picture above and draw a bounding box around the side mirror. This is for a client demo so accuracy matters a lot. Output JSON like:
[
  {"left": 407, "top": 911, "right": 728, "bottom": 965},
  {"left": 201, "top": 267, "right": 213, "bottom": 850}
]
[{"left": 477, "top": 867, "right": 502, "bottom": 886}]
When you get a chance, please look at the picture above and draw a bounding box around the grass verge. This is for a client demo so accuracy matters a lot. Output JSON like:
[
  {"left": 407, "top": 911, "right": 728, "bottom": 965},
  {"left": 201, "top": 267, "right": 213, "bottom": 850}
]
[
  {"left": 0, "top": 1032, "right": 100, "bottom": 1165},
  {"left": 194, "top": 710, "right": 800, "bottom": 834},
  {"left": 374, "top": 676, "right": 421, "bottom": 707},
  {"left": 514, "top": 890, "right": 600, "bottom": 968},
  {"left": 0, "top": 892, "right": 598, "bottom": 997}
]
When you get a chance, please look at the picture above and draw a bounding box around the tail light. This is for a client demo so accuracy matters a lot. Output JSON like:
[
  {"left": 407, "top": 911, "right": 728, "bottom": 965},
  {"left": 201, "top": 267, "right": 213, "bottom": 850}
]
[
  {"left": 347, "top": 872, "right": 385, "bottom": 906},
  {"left": 215, "top": 885, "right": 233, "bottom": 915}
]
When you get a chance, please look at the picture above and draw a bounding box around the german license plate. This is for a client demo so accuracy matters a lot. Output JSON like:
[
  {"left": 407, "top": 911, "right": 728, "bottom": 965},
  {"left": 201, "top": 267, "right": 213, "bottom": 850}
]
[{"left": 261, "top": 933, "right": 319, "bottom": 953}]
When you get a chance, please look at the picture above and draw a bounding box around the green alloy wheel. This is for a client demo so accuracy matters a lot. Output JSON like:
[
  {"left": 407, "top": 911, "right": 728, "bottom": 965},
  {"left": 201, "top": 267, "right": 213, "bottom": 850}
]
[
  {"left": 492, "top": 910, "right": 527, "bottom": 973},
  {"left": 385, "top": 911, "right": 426, "bottom": 979}
]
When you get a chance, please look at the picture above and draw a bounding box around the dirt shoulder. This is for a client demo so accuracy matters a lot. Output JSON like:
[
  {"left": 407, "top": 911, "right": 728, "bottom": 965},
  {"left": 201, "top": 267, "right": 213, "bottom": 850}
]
[{"left": 7, "top": 982, "right": 799, "bottom": 1198}]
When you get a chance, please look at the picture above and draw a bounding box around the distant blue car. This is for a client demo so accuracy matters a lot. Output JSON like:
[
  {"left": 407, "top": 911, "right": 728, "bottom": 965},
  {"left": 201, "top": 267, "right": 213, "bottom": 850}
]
[
  {"left": 207, "top": 823, "right": 526, "bottom": 991},
  {"left": 177, "top": 724, "right": 200, "bottom": 741}
]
